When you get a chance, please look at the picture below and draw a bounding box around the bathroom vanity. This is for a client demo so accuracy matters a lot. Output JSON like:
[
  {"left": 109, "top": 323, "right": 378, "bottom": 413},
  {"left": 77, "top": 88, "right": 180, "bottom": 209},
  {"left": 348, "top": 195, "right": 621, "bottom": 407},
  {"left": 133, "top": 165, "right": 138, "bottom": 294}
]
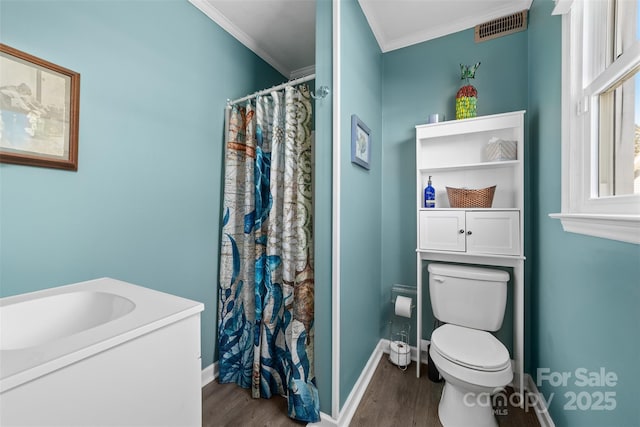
[
  {"left": 414, "top": 111, "right": 526, "bottom": 394},
  {"left": 0, "top": 278, "right": 204, "bottom": 426}
]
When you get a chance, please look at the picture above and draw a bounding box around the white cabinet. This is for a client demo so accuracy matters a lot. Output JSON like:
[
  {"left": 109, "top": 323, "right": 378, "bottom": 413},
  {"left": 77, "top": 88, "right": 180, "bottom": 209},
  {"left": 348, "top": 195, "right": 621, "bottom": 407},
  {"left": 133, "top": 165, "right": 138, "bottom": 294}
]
[
  {"left": 419, "top": 210, "right": 465, "bottom": 251},
  {"left": 419, "top": 210, "right": 520, "bottom": 255},
  {"left": 414, "top": 111, "right": 526, "bottom": 396},
  {"left": 466, "top": 210, "right": 520, "bottom": 255},
  {"left": 414, "top": 111, "right": 526, "bottom": 257}
]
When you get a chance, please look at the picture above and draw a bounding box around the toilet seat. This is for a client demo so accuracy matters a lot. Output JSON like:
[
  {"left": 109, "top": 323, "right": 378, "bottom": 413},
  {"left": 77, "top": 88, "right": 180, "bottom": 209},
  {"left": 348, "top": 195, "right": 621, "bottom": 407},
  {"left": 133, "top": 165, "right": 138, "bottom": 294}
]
[{"left": 431, "top": 324, "right": 511, "bottom": 372}]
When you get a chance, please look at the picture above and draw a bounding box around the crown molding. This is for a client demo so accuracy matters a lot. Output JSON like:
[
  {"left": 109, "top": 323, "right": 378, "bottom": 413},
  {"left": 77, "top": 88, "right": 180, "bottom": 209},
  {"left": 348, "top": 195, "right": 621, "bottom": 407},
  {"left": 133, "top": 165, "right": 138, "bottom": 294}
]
[
  {"left": 188, "top": 0, "right": 289, "bottom": 76},
  {"left": 360, "top": 0, "right": 533, "bottom": 53}
]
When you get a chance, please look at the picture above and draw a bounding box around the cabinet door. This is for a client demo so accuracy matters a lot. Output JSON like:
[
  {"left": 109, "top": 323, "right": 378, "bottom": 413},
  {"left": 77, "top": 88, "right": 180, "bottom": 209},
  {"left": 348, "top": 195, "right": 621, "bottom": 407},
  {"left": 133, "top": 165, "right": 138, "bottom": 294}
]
[
  {"left": 465, "top": 211, "right": 520, "bottom": 255},
  {"left": 419, "top": 210, "right": 466, "bottom": 251}
]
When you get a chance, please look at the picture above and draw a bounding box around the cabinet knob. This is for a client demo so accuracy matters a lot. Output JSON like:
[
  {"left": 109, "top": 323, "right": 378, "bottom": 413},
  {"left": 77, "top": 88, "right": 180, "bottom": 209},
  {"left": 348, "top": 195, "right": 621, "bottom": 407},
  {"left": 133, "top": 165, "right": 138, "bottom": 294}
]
[
  {"left": 459, "top": 229, "right": 465, "bottom": 234},
  {"left": 467, "top": 230, "right": 473, "bottom": 235}
]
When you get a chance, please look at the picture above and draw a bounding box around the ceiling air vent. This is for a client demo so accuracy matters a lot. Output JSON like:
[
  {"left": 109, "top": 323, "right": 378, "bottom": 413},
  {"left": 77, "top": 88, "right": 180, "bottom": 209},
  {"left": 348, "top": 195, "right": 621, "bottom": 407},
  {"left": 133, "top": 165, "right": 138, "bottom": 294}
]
[{"left": 475, "top": 10, "right": 528, "bottom": 43}]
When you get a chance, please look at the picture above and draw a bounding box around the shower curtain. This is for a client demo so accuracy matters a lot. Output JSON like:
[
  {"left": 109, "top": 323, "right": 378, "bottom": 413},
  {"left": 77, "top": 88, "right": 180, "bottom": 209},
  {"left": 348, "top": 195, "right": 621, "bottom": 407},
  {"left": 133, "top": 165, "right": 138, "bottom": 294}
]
[{"left": 217, "top": 84, "right": 319, "bottom": 423}]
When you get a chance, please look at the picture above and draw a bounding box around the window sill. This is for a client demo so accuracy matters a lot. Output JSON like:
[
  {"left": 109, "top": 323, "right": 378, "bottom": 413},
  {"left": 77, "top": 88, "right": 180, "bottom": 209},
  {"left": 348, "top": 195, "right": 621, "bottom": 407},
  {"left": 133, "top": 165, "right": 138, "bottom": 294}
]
[{"left": 549, "top": 213, "right": 640, "bottom": 244}]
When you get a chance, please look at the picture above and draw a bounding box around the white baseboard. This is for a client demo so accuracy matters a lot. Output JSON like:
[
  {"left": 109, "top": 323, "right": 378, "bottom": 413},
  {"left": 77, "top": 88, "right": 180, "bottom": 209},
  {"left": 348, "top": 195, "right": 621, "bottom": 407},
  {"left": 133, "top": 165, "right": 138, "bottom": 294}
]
[
  {"left": 380, "top": 338, "right": 431, "bottom": 365},
  {"left": 311, "top": 412, "right": 338, "bottom": 427},
  {"left": 524, "top": 373, "right": 555, "bottom": 427},
  {"left": 332, "top": 340, "right": 386, "bottom": 426},
  {"left": 311, "top": 338, "right": 427, "bottom": 426},
  {"left": 201, "top": 362, "right": 218, "bottom": 388}
]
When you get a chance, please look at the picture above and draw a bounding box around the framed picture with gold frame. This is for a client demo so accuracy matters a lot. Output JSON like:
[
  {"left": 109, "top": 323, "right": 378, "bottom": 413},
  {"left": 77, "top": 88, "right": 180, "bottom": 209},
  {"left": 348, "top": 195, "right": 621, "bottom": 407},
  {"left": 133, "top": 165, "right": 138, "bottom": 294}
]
[{"left": 0, "top": 44, "right": 80, "bottom": 171}]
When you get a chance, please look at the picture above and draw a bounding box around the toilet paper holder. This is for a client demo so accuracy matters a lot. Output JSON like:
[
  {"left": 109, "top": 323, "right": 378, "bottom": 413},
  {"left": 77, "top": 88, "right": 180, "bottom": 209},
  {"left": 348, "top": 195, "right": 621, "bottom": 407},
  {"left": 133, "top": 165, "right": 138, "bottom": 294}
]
[
  {"left": 388, "top": 284, "right": 416, "bottom": 370},
  {"left": 390, "top": 284, "right": 416, "bottom": 304},
  {"left": 390, "top": 284, "right": 416, "bottom": 314}
]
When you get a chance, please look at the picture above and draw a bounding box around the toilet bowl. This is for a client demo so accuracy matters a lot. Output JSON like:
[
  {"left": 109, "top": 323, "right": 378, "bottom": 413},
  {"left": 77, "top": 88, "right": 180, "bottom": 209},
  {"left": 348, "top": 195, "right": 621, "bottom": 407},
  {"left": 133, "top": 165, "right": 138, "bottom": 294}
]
[
  {"left": 427, "top": 263, "right": 512, "bottom": 427},
  {"left": 430, "top": 324, "right": 512, "bottom": 427}
]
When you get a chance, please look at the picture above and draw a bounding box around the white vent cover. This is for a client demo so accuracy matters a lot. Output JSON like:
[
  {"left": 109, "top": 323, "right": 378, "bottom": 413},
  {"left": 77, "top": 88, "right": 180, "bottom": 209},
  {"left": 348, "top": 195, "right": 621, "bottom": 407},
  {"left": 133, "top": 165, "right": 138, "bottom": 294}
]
[{"left": 475, "top": 10, "right": 528, "bottom": 43}]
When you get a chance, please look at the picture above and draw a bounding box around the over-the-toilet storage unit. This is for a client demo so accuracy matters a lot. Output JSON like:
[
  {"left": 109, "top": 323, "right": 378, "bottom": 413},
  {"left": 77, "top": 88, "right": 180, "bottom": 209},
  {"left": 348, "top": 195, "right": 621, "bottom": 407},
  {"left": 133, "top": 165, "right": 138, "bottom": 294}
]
[{"left": 415, "top": 110, "right": 526, "bottom": 394}]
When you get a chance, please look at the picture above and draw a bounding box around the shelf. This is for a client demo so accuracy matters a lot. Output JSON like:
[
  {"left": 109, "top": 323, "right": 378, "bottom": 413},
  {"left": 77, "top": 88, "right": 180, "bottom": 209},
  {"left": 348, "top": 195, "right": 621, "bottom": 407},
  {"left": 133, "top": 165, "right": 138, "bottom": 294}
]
[
  {"left": 418, "top": 160, "right": 519, "bottom": 173},
  {"left": 416, "top": 249, "right": 526, "bottom": 261},
  {"left": 415, "top": 111, "right": 527, "bottom": 139}
]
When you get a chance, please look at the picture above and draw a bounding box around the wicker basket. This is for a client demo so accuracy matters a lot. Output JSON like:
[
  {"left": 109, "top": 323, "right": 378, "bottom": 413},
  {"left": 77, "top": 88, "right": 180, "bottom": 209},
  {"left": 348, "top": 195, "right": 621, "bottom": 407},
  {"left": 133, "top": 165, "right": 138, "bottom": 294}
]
[{"left": 446, "top": 185, "right": 496, "bottom": 208}]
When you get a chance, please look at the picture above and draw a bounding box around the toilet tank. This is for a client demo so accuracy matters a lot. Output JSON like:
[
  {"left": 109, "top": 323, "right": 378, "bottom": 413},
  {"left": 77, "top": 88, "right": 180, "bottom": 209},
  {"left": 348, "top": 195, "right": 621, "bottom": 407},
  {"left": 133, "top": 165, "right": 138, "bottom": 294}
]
[{"left": 428, "top": 263, "right": 509, "bottom": 331}]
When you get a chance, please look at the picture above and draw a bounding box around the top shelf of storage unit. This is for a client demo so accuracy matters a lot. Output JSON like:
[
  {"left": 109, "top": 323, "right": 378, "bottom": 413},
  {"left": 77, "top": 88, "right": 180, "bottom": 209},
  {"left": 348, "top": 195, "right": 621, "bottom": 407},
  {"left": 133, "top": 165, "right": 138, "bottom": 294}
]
[
  {"left": 415, "top": 111, "right": 526, "bottom": 139},
  {"left": 415, "top": 111, "right": 525, "bottom": 171}
]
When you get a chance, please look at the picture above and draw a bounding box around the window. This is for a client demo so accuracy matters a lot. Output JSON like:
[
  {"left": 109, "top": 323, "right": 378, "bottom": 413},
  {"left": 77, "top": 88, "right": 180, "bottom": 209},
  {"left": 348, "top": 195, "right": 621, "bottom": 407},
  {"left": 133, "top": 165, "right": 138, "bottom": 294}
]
[
  {"left": 598, "top": 69, "right": 640, "bottom": 197},
  {"left": 550, "top": 0, "right": 640, "bottom": 244}
]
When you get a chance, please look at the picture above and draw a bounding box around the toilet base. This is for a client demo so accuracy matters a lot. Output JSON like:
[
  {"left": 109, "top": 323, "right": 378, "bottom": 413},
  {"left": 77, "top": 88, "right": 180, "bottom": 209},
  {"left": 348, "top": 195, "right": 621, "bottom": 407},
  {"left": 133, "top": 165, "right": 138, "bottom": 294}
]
[{"left": 438, "top": 382, "right": 498, "bottom": 427}]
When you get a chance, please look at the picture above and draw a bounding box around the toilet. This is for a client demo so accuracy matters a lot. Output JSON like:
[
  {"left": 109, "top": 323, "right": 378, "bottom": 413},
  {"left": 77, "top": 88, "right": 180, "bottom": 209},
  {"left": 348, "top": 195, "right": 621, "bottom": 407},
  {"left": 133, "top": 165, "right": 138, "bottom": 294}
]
[{"left": 428, "top": 263, "right": 512, "bottom": 427}]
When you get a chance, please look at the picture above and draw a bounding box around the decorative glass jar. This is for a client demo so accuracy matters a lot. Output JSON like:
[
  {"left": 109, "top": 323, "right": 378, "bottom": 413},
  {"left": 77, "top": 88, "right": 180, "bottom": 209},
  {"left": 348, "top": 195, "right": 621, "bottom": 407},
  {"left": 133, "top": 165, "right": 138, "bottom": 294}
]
[
  {"left": 455, "top": 84, "right": 477, "bottom": 119},
  {"left": 455, "top": 63, "right": 480, "bottom": 120}
]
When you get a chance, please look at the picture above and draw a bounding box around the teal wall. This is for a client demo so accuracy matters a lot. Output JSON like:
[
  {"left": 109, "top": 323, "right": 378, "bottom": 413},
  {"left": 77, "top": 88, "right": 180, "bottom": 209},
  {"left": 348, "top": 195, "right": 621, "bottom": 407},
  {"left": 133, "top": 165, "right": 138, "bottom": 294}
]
[
  {"left": 314, "top": 0, "right": 333, "bottom": 415},
  {"left": 338, "top": 0, "right": 383, "bottom": 410},
  {"left": 381, "top": 24, "right": 528, "bottom": 349},
  {"left": 528, "top": 1, "right": 640, "bottom": 426},
  {"left": 0, "top": 0, "right": 284, "bottom": 372}
]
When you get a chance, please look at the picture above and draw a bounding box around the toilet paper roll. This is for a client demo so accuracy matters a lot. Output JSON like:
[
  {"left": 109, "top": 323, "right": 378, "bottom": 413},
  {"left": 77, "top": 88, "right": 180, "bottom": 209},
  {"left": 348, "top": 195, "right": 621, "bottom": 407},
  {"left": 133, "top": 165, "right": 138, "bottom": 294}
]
[{"left": 394, "top": 295, "right": 412, "bottom": 318}]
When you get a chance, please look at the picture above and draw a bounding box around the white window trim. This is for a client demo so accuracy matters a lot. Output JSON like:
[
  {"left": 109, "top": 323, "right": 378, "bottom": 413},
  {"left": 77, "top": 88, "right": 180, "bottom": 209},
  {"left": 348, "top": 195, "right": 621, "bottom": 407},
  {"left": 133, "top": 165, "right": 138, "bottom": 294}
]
[{"left": 549, "top": 0, "right": 640, "bottom": 245}]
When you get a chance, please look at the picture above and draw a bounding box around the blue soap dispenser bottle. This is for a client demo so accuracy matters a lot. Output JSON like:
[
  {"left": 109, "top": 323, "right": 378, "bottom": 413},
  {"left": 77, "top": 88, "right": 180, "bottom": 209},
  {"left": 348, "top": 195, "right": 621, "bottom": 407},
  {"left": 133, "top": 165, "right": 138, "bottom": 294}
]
[{"left": 424, "top": 176, "right": 436, "bottom": 208}]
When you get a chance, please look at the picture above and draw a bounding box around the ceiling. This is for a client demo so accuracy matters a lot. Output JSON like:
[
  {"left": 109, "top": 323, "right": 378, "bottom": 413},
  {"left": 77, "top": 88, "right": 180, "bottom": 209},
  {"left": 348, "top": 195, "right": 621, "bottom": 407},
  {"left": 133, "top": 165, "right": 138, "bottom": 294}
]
[{"left": 189, "top": 0, "right": 533, "bottom": 78}]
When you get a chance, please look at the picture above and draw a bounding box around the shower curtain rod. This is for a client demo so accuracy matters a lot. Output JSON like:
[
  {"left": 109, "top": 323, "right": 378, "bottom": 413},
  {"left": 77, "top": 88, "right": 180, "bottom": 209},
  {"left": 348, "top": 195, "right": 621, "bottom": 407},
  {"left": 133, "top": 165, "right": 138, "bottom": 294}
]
[{"left": 227, "top": 73, "right": 316, "bottom": 107}]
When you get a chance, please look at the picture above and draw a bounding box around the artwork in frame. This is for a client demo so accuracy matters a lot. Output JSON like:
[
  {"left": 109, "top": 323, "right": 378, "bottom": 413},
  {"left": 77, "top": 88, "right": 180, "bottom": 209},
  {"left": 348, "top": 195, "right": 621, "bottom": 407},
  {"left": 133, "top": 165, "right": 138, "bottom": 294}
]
[
  {"left": 351, "top": 114, "right": 371, "bottom": 170},
  {"left": 0, "top": 44, "right": 80, "bottom": 171}
]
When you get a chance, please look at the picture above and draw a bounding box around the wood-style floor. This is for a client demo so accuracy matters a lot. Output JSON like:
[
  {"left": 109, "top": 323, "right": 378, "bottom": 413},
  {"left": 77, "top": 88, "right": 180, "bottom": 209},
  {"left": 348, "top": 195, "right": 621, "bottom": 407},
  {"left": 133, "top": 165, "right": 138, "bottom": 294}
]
[
  {"left": 202, "top": 380, "right": 306, "bottom": 427},
  {"left": 202, "top": 357, "right": 541, "bottom": 427},
  {"left": 349, "top": 358, "right": 540, "bottom": 427}
]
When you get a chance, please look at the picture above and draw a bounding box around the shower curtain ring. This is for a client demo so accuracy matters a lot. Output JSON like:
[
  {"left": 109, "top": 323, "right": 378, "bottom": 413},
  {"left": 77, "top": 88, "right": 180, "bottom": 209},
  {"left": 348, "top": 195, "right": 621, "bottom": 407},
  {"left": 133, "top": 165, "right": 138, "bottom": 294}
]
[{"left": 310, "top": 86, "right": 330, "bottom": 100}]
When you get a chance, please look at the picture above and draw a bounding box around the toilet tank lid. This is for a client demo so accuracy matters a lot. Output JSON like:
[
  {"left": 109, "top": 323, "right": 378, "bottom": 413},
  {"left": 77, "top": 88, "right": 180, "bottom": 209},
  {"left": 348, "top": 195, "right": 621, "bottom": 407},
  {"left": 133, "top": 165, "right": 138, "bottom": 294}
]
[{"left": 428, "top": 263, "right": 509, "bottom": 282}]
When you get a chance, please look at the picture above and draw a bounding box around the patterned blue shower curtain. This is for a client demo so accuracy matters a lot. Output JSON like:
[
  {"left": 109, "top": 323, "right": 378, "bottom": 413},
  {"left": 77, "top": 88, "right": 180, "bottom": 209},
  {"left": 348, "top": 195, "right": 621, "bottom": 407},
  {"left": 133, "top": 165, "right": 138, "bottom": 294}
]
[{"left": 217, "top": 84, "right": 319, "bottom": 423}]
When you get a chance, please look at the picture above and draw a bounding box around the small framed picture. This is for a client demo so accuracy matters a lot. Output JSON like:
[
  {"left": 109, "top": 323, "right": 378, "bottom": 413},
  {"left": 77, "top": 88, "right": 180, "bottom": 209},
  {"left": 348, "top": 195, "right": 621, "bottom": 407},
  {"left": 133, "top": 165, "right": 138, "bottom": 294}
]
[
  {"left": 0, "top": 44, "right": 80, "bottom": 171},
  {"left": 351, "top": 114, "right": 371, "bottom": 170}
]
